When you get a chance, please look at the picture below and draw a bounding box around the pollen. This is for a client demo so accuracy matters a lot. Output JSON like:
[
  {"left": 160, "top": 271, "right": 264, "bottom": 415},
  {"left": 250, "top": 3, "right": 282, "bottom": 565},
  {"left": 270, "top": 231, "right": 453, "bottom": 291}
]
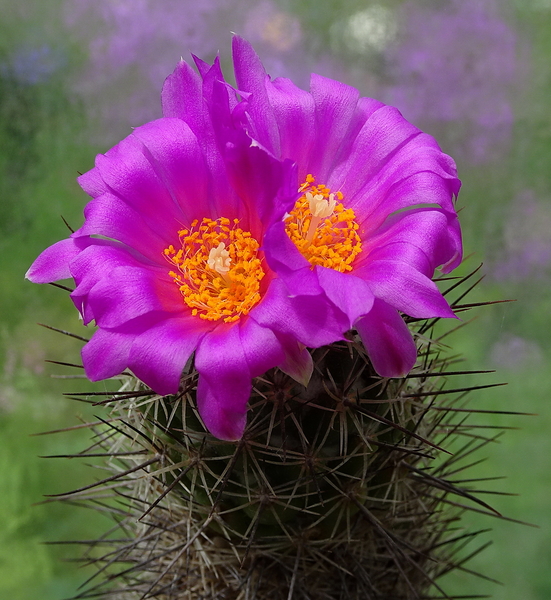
[
  {"left": 164, "top": 218, "right": 265, "bottom": 323},
  {"left": 285, "top": 175, "right": 362, "bottom": 272}
]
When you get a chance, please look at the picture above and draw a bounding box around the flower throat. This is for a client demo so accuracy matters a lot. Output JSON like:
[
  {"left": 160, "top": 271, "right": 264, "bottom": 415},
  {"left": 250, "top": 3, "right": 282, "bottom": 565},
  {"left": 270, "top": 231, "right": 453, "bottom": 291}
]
[
  {"left": 164, "top": 218, "right": 264, "bottom": 323},
  {"left": 285, "top": 174, "right": 362, "bottom": 272}
]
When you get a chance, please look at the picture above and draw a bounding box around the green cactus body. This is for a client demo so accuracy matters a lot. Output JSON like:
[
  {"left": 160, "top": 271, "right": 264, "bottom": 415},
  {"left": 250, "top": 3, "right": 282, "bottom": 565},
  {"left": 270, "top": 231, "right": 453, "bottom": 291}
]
[{"left": 45, "top": 269, "right": 514, "bottom": 599}]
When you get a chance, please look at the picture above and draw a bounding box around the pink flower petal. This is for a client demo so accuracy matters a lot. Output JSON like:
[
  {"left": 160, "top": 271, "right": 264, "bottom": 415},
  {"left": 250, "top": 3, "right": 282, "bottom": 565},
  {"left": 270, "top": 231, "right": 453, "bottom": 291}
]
[
  {"left": 82, "top": 328, "right": 134, "bottom": 382},
  {"left": 262, "top": 220, "right": 312, "bottom": 276},
  {"left": 79, "top": 192, "right": 171, "bottom": 263},
  {"left": 129, "top": 316, "right": 208, "bottom": 396},
  {"left": 161, "top": 59, "right": 203, "bottom": 126},
  {"left": 87, "top": 266, "right": 183, "bottom": 329},
  {"left": 239, "top": 317, "right": 286, "bottom": 378},
  {"left": 95, "top": 119, "right": 207, "bottom": 229},
  {"left": 194, "top": 323, "right": 252, "bottom": 441},
  {"left": 232, "top": 35, "right": 281, "bottom": 156},
  {"left": 362, "top": 260, "right": 456, "bottom": 319},
  {"left": 274, "top": 333, "right": 313, "bottom": 387},
  {"left": 252, "top": 279, "right": 348, "bottom": 348},
  {"left": 309, "top": 72, "right": 360, "bottom": 181},
  {"left": 359, "top": 208, "right": 463, "bottom": 277},
  {"left": 356, "top": 300, "right": 417, "bottom": 378},
  {"left": 194, "top": 318, "right": 290, "bottom": 439},
  {"left": 130, "top": 119, "right": 209, "bottom": 223},
  {"left": 264, "top": 76, "right": 316, "bottom": 179},
  {"left": 78, "top": 168, "right": 109, "bottom": 198},
  {"left": 316, "top": 267, "right": 375, "bottom": 327},
  {"left": 25, "top": 236, "right": 90, "bottom": 283}
]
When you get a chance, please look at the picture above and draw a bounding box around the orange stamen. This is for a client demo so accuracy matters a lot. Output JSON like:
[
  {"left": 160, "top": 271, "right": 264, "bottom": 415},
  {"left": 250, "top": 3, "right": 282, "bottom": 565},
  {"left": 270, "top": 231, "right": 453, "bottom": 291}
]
[
  {"left": 285, "top": 175, "right": 362, "bottom": 272},
  {"left": 164, "top": 218, "right": 264, "bottom": 323}
]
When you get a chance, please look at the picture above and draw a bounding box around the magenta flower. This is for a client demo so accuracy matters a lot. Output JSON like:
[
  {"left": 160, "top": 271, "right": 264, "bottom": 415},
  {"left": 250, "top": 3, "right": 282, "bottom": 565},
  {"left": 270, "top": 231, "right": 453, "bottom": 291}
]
[
  {"left": 26, "top": 56, "right": 324, "bottom": 441},
  {"left": 28, "top": 38, "right": 463, "bottom": 439},
  {"left": 216, "top": 37, "right": 463, "bottom": 378}
]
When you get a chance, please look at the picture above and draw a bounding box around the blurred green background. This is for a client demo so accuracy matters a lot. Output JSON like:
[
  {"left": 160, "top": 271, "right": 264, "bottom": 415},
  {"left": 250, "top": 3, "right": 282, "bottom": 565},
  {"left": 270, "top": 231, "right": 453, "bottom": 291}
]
[{"left": 1, "top": 0, "right": 550, "bottom": 598}]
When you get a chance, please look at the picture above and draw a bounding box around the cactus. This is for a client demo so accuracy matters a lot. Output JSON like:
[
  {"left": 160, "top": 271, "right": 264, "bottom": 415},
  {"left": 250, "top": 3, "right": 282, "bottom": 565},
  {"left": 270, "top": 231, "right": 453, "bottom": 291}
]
[
  {"left": 40, "top": 266, "right": 518, "bottom": 600},
  {"left": 26, "top": 37, "right": 522, "bottom": 600}
]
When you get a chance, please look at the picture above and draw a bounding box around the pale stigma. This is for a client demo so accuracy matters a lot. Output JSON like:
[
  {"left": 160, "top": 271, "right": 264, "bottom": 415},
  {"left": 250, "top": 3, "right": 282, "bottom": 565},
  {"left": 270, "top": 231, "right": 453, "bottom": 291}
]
[
  {"left": 207, "top": 242, "right": 231, "bottom": 275},
  {"left": 307, "top": 191, "right": 337, "bottom": 218},
  {"left": 306, "top": 191, "right": 337, "bottom": 243}
]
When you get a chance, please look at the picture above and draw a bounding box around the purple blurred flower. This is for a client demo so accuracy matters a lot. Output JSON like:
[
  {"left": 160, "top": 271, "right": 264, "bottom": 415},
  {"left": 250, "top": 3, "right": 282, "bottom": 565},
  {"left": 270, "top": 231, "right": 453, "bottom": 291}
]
[
  {"left": 384, "top": 0, "right": 520, "bottom": 163},
  {"left": 64, "top": 0, "right": 217, "bottom": 80},
  {"left": 490, "top": 190, "right": 551, "bottom": 282},
  {"left": 240, "top": 1, "right": 305, "bottom": 83},
  {"left": 1, "top": 45, "right": 65, "bottom": 85},
  {"left": 490, "top": 334, "right": 543, "bottom": 372},
  {"left": 226, "top": 37, "right": 462, "bottom": 378},
  {"left": 63, "top": 0, "right": 345, "bottom": 140},
  {"left": 26, "top": 55, "right": 315, "bottom": 441},
  {"left": 63, "top": 0, "right": 220, "bottom": 138},
  {"left": 243, "top": 1, "right": 302, "bottom": 53}
]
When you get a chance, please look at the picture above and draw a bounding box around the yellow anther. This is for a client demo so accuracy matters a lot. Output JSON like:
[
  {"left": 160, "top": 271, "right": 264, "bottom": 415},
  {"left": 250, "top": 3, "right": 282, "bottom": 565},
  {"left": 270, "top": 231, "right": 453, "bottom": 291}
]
[
  {"left": 285, "top": 175, "right": 362, "bottom": 272},
  {"left": 163, "top": 218, "right": 265, "bottom": 322}
]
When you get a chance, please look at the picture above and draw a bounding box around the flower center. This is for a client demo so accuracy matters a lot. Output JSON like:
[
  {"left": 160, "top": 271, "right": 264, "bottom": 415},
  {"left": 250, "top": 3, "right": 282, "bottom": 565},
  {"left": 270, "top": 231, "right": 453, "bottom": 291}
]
[
  {"left": 285, "top": 174, "right": 362, "bottom": 272},
  {"left": 163, "top": 217, "right": 265, "bottom": 323}
]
